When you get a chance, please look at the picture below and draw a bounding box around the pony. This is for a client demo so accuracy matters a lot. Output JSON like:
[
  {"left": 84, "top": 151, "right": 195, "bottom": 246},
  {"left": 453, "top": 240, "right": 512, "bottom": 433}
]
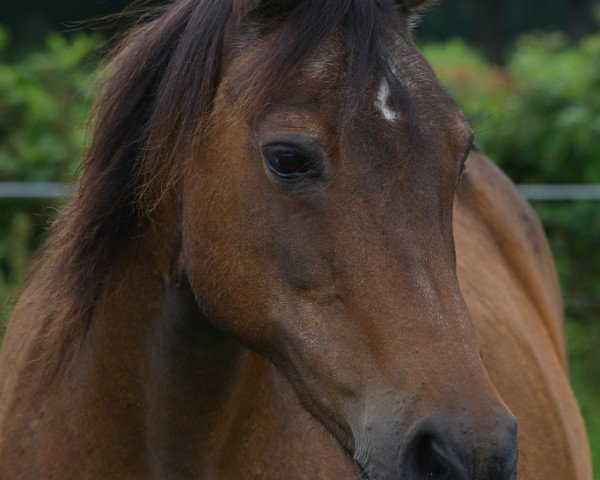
[{"left": 0, "top": 0, "right": 592, "bottom": 478}]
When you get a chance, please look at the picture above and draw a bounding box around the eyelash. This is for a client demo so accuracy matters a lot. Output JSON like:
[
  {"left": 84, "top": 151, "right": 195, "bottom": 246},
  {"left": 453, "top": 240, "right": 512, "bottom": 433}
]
[{"left": 456, "top": 145, "right": 473, "bottom": 185}]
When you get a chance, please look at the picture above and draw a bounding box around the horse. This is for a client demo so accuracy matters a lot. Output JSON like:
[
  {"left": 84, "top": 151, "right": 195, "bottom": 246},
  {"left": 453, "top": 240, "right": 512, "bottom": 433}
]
[{"left": 0, "top": 1, "right": 592, "bottom": 479}]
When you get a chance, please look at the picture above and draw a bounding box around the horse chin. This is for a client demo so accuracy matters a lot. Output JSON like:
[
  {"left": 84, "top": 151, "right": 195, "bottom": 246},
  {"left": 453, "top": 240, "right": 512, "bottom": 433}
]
[{"left": 355, "top": 461, "right": 371, "bottom": 480}]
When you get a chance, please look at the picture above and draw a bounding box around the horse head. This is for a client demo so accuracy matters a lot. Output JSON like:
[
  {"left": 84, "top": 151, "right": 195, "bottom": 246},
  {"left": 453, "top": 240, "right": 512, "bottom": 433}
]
[
  {"left": 183, "top": 2, "right": 517, "bottom": 478},
  {"left": 73, "top": 1, "right": 519, "bottom": 478}
]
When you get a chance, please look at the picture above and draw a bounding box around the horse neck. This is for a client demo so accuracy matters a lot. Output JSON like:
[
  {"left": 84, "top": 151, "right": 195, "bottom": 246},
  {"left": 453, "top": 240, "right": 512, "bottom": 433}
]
[
  {"left": 2, "top": 193, "right": 354, "bottom": 478},
  {"left": 50, "top": 205, "right": 276, "bottom": 474}
]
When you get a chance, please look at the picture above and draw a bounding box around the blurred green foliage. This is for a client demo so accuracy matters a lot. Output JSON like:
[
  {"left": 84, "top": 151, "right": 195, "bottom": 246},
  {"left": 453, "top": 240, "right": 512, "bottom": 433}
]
[
  {"left": 567, "top": 319, "right": 600, "bottom": 479},
  {"left": 0, "top": 25, "right": 598, "bottom": 476},
  {"left": 423, "top": 33, "right": 600, "bottom": 182},
  {"left": 0, "top": 26, "right": 95, "bottom": 325},
  {"left": 0, "top": 27, "right": 98, "bottom": 181}
]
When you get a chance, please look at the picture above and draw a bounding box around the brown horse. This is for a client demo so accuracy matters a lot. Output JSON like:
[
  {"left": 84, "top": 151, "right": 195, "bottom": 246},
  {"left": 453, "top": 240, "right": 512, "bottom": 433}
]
[{"left": 0, "top": 1, "right": 592, "bottom": 479}]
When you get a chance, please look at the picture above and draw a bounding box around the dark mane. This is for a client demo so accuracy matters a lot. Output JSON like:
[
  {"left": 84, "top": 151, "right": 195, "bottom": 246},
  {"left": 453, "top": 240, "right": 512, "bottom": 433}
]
[{"left": 39, "top": 0, "right": 414, "bottom": 328}]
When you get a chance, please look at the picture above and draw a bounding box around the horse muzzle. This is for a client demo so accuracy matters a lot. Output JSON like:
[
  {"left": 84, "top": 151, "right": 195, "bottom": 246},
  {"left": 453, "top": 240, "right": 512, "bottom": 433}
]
[{"left": 354, "top": 414, "right": 518, "bottom": 480}]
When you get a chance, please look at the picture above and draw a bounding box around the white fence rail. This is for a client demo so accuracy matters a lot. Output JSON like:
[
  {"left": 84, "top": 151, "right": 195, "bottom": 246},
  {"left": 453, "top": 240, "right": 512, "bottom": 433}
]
[
  {"left": 518, "top": 184, "right": 600, "bottom": 201},
  {"left": 0, "top": 182, "right": 72, "bottom": 199},
  {"left": 1, "top": 182, "right": 600, "bottom": 201}
]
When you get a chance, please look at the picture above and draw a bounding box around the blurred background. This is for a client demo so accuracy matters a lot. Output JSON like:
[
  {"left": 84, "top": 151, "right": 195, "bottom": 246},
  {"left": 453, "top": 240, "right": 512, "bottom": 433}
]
[{"left": 0, "top": 0, "right": 599, "bottom": 475}]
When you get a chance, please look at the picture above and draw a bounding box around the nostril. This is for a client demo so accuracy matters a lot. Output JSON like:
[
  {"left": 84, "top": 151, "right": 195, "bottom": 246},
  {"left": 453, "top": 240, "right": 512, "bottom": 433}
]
[
  {"left": 403, "top": 430, "right": 467, "bottom": 480},
  {"left": 418, "top": 435, "right": 463, "bottom": 479},
  {"left": 401, "top": 416, "right": 518, "bottom": 480}
]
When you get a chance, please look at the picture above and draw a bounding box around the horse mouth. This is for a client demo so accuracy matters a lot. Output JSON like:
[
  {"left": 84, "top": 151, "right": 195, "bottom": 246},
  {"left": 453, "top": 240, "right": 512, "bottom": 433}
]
[{"left": 356, "top": 461, "right": 371, "bottom": 480}]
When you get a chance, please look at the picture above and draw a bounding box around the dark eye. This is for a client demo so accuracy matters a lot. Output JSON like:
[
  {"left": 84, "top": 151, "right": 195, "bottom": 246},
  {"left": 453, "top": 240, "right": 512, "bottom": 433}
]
[{"left": 262, "top": 144, "right": 322, "bottom": 182}]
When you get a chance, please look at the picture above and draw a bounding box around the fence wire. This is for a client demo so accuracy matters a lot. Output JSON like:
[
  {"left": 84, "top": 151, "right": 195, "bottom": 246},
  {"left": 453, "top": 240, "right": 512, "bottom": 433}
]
[
  {"left": 0, "top": 182, "right": 72, "bottom": 199},
  {"left": 1, "top": 183, "right": 600, "bottom": 201}
]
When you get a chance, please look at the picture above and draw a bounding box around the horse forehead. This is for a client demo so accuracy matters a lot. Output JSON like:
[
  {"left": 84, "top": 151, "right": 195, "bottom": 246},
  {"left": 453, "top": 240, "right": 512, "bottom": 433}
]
[
  {"left": 302, "top": 36, "right": 344, "bottom": 79},
  {"left": 305, "top": 51, "right": 338, "bottom": 79},
  {"left": 375, "top": 79, "right": 399, "bottom": 124},
  {"left": 376, "top": 52, "right": 472, "bottom": 139},
  {"left": 300, "top": 37, "right": 462, "bottom": 128},
  {"left": 374, "top": 47, "right": 440, "bottom": 122}
]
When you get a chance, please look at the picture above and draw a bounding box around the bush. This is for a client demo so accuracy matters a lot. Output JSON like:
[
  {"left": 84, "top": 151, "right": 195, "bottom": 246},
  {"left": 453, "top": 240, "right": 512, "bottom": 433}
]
[
  {"left": 0, "top": 27, "right": 99, "bottom": 182},
  {"left": 423, "top": 33, "right": 600, "bottom": 183},
  {"left": 0, "top": 27, "right": 98, "bottom": 329}
]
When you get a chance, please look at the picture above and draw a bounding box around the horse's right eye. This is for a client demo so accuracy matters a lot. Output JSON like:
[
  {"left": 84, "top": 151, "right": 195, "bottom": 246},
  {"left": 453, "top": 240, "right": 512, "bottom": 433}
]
[{"left": 262, "top": 144, "right": 322, "bottom": 182}]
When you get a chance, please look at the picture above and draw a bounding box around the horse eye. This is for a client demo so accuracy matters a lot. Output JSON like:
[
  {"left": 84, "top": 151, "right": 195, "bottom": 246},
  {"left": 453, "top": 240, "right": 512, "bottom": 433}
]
[{"left": 262, "top": 144, "right": 321, "bottom": 182}]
